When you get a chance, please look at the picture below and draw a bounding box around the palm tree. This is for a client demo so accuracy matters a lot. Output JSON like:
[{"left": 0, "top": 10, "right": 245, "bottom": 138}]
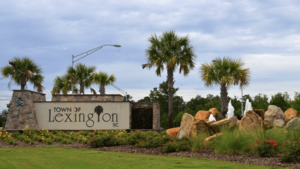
[
  {"left": 199, "top": 56, "right": 251, "bottom": 116},
  {"left": 142, "top": 30, "right": 197, "bottom": 128},
  {"left": 52, "top": 74, "right": 79, "bottom": 94},
  {"left": 1, "top": 57, "right": 43, "bottom": 90},
  {"left": 67, "top": 63, "right": 96, "bottom": 94},
  {"left": 93, "top": 71, "right": 116, "bottom": 95}
]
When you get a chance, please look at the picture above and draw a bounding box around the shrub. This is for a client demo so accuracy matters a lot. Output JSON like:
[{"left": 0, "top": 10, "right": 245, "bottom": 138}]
[
  {"left": 126, "top": 130, "right": 146, "bottom": 145},
  {"left": 160, "top": 137, "right": 191, "bottom": 153},
  {"left": 136, "top": 136, "right": 162, "bottom": 148},
  {"left": 280, "top": 139, "right": 300, "bottom": 163},
  {"left": 90, "top": 135, "right": 120, "bottom": 148},
  {"left": 213, "top": 127, "right": 253, "bottom": 154},
  {"left": 23, "top": 129, "right": 36, "bottom": 138},
  {"left": 191, "top": 133, "right": 210, "bottom": 152},
  {"left": 249, "top": 139, "right": 278, "bottom": 157},
  {"left": 12, "top": 132, "right": 21, "bottom": 138}
]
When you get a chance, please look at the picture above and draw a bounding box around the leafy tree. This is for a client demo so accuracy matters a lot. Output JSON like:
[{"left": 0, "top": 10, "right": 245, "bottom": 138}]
[
  {"left": 184, "top": 95, "right": 209, "bottom": 112},
  {"left": 123, "top": 94, "right": 134, "bottom": 102},
  {"left": 1, "top": 57, "right": 44, "bottom": 90},
  {"left": 67, "top": 63, "right": 96, "bottom": 94},
  {"left": 175, "top": 94, "right": 221, "bottom": 123},
  {"left": 199, "top": 56, "right": 251, "bottom": 116},
  {"left": 0, "top": 110, "right": 8, "bottom": 127},
  {"left": 269, "top": 92, "right": 291, "bottom": 112},
  {"left": 290, "top": 92, "right": 300, "bottom": 113},
  {"left": 143, "top": 30, "right": 197, "bottom": 128},
  {"left": 196, "top": 95, "right": 221, "bottom": 113},
  {"left": 93, "top": 71, "right": 116, "bottom": 95},
  {"left": 137, "top": 81, "right": 185, "bottom": 129},
  {"left": 52, "top": 74, "right": 79, "bottom": 94},
  {"left": 251, "top": 93, "right": 269, "bottom": 112}
]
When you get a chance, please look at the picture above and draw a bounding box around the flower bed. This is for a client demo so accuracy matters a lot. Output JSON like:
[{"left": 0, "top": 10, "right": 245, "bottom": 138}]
[{"left": 1, "top": 127, "right": 300, "bottom": 164}]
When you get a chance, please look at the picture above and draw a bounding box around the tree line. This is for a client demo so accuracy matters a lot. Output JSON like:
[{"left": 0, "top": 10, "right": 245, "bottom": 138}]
[{"left": 130, "top": 81, "right": 300, "bottom": 129}]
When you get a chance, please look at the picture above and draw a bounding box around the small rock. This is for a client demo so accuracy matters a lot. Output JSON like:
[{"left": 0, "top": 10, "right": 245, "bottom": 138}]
[
  {"left": 204, "top": 133, "right": 223, "bottom": 143},
  {"left": 166, "top": 127, "right": 180, "bottom": 137}
]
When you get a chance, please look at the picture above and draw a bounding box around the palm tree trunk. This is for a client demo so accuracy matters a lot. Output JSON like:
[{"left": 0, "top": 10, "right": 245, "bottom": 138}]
[
  {"left": 20, "top": 78, "right": 26, "bottom": 90},
  {"left": 80, "top": 83, "right": 84, "bottom": 94},
  {"left": 167, "top": 68, "right": 174, "bottom": 128},
  {"left": 220, "top": 84, "right": 229, "bottom": 116},
  {"left": 100, "top": 84, "right": 105, "bottom": 95}
]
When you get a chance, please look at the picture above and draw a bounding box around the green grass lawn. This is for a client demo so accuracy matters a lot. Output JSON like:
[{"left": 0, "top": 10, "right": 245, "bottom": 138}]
[{"left": 0, "top": 146, "right": 288, "bottom": 169}]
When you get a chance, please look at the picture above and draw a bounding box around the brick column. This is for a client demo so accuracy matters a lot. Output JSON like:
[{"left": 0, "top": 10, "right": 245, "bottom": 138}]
[
  {"left": 5, "top": 90, "right": 45, "bottom": 130},
  {"left": 152, "top": 101, "right": 160, "bottom": 130}
]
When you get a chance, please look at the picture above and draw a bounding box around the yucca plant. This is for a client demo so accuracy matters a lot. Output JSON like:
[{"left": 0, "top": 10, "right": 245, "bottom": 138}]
[
  {"left": 67, "top": 63, "right": 96, "bottom": 94},
  {"left": 1, "top": 57, "right": 44, "bottom": 90},
  {"left": 93, "top": 71, "right": 116, "bottom": 95}
]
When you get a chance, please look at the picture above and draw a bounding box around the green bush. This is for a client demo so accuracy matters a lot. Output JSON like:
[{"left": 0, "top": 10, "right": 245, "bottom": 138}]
[
  {"left": 213, "top": 127, "right": 253, "bottom": 154},
  {"left": 160, "top": 137, "right": 191, "bottom": 153},
  {"left": 280, "top": 139, "right": 300, "bottom": 162},
  {"left": 249, "top": 139, "right": 278, "bottom": 157},
  {"left": 90, "top": 135, "right": 120, "bottom": 148},
  {"left": 191, "top": 132, "right": 210, "bottom": 152},
  {"left": 12, "top": 132, "right": 21, "bottom": 138},
  {"left": 136, "top": 136, "right": 162, "bottom": 148},
  {"left": 126, "top": 131, "right": 147, "bottom": 145}
]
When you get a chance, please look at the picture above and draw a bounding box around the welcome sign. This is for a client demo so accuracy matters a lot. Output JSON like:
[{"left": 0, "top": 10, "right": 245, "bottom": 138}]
[{"left": 34, "top": 102, "right": 130, "bottom": 130}]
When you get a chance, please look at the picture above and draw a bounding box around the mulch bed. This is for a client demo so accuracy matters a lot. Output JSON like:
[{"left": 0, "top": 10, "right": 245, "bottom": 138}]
[{"left": 1, "top": 140, "right": 300, "bottom": 169}]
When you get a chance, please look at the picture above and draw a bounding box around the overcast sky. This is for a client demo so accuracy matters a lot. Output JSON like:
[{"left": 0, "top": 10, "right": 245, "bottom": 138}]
[{"left": 1, "top": 0, "right": 300, "bottom": 112}]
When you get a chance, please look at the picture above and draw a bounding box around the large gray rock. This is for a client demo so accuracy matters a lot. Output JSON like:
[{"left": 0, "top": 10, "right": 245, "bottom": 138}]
[
  {"left": 285, "top": 117, "right": 300, "bottom": 130},
  {"left": 273, "top": 119, "right": 285, "bottom": 128},
  {"left": 264, "top": 105, "right": 285, "bottom": 128}
]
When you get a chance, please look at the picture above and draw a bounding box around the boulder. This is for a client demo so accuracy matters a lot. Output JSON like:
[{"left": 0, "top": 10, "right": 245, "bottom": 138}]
[
  {"left": 177, "top": 113, "right": 194, "bottom": 138},
  {"left": 285, "top": 117, "right": 300, "bottom": 131},
  {"left": 236, "top": 120, "right": 241, "bottom": 127},
  {"left": 209, "top": 108, "right": 225, "bottom": 121},
  {"left": 253, "top": 109, "right": 265, "bottom": 120},
  {"left": 195, "top": 111, "right": 211, "bottom": 121},
  {"left": 273, "top": 119, "right": 285, "bottom": 128},
  {"left": 210, "top": 116, "right": 238, "bottom": 132},
  {"left": 204, "top": 133, "right": 223, "bottom": 143},
  {"left": 240, "top": 110, "right": 263, "bottom": 131},
  {"left": 166, "top": 127, "right": 180, "bottom": 137},
  {"left": 190, "top": 119, "right": 210, "bottom": 137},
  {"left": 264, "top": 105, "right": 285, "bottom": 128},
  {"left": 206, "top": 120, "right": 215, "bottom": 126},
  {"left": 284, "top": 108, "right": 299, "bottom": 123}
]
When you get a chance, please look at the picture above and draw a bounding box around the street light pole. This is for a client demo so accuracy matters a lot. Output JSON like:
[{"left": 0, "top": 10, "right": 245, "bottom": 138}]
[{"left": 71, "top": 44, "right": 121, "bottom": 94}]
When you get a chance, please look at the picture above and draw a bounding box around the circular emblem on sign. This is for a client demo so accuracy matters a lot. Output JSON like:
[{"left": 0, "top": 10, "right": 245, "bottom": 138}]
[{"left": 14, "top": 96, "right": 26, "bottom": 107}]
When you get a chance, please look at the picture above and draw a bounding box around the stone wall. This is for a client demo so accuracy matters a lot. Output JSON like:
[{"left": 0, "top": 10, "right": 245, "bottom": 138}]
[
  {"left": 51, "top": 94, "right": 123, "bottom": 102},
  {"left": 131, "top": 102, "right": 160, "bottom": 130},
  {"left": 5, "top": 90, "right": 45, "bottom": 130}
]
